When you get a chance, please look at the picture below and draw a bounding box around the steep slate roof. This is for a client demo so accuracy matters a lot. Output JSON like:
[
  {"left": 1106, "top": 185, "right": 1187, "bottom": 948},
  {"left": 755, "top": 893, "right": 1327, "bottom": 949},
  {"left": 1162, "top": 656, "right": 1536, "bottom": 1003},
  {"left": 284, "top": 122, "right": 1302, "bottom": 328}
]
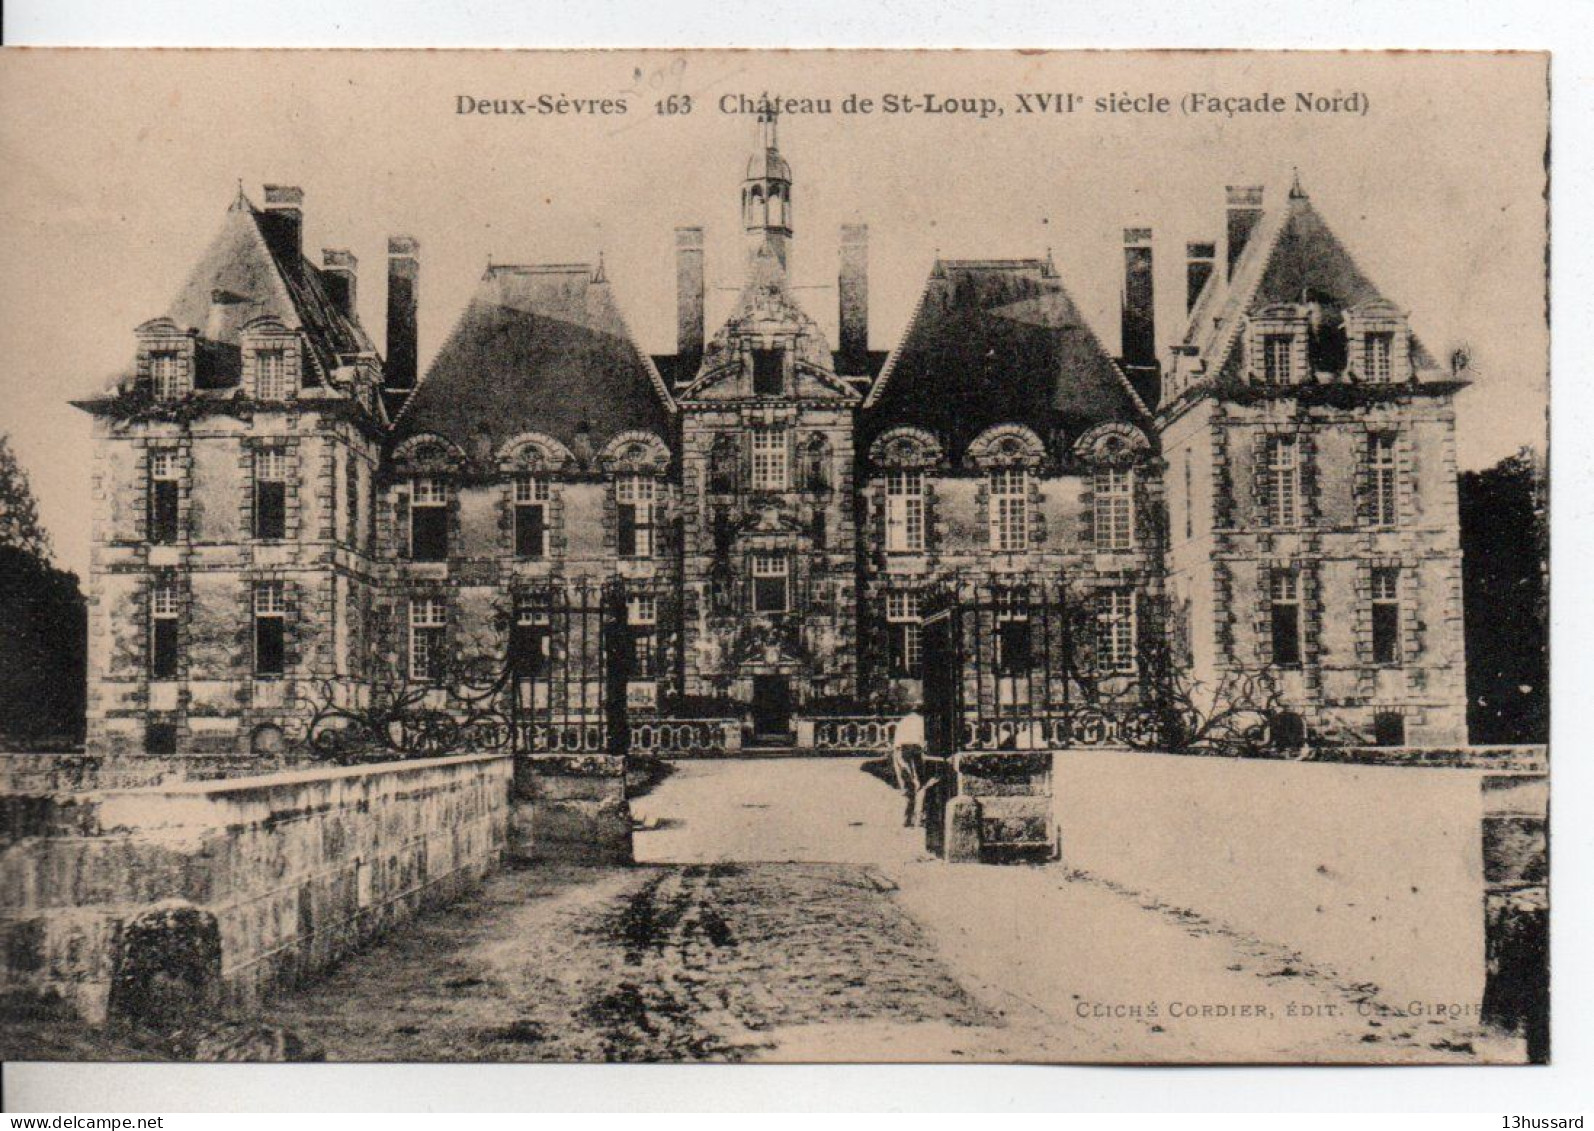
[
  {"left": 393, "top": 264, "right": 673, "bottom": 460},
  {"left": 861, "top": 258, "right": 1148, "bottom": 458},
  {"left": 1186, "top": 186, "right": 1442, "bottom": 378},
  {"left": 155, "top": 191, "right": 373, "bottom": 387}
]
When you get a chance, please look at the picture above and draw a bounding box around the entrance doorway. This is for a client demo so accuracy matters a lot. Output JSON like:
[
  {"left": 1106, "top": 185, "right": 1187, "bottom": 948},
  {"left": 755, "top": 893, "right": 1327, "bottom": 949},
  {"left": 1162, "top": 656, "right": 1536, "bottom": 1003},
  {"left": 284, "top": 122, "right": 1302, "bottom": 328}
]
[{"left": 751, "top": 675, "right": 793, "bottom": 743}]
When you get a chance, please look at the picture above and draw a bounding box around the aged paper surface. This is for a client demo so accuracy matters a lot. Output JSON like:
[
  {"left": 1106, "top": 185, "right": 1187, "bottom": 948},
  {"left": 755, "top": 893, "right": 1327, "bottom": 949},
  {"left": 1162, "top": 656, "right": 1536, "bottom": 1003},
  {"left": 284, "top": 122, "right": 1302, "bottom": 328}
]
[{"left": 0, "top": 49, "right": 1548, "bottom": 1068}]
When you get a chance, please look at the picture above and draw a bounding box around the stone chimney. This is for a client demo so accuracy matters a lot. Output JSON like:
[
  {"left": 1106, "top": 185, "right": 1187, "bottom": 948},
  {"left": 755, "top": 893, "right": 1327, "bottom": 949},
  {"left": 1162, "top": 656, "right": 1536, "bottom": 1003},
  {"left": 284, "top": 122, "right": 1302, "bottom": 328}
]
[
  {"left": 260, "top": 184, "right": 305, "bottom": 264},
  {"left": 1120, "top": 227, "right": 1155, "bottom": 370},
  {"left": 386, "top": 236, "right": 420, "bottom": 390},
  {"left": 1185, "top": 241, "right": 1216, "bottom": 312},
  {"left": 675, "top": 226, "right": 705, "bottom": 369},
  {"left": 839, "top": 223, "right": 869, "bottom": 365},
  {"left": 1225, "top": 185, "right": 1264, "bottom": 280},
  {"left": 322, "top": 249, "right": 358, "bottom": 320}
]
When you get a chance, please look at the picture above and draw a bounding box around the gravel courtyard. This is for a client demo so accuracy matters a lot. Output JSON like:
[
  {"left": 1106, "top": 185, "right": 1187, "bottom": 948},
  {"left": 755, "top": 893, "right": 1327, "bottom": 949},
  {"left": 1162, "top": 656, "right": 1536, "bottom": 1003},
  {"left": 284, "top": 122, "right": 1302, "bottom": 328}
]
[{"left": 243, "top": 759, "right": 1511, "bottom": 1064}]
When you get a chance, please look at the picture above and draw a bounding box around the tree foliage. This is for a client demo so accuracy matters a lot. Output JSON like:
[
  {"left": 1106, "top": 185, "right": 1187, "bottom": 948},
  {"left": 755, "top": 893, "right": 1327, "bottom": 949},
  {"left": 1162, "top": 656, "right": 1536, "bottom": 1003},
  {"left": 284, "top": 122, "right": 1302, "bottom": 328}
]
[
  {"left": 1461, "top": 448, "right": 1548, "bottom": 744},
  {"left": 0, "top": 433, "right": 52, "bottom": 561},
  {"left": 0, "top": 433, "right": 86, "bottom": 747}
]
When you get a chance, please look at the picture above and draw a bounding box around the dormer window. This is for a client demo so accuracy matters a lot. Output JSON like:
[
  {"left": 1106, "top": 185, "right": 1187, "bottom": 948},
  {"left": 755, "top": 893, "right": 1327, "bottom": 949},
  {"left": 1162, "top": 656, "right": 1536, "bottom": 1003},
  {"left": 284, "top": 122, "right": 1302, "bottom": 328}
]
[
  {"left": 1093, "top": 466, "right": 1134, "bottom": 550},
  {"left": 616, "top": 475, "right": 655, "bottom": 559},
  {"left": 514, "top": 475, "right": 550, "bottom": 559},
  {"left": 256, "top": 348, "right": 289, "bottom": 400},
  {"left": 151, "top": 352, "right": 183, "bottom": 400},
  {"left": 988, "top": 468, "right": 1029, "bottom": 552},
  {"left": 1363, "top": 331, "right": 1394, "bottom": 384},
  {"left": 409, "top": 475, "right": 449, "bottom": 561},
  {"left": 752, "top": 348, "right": 784, "bottom": 395},
  {"left": 1264, "top": 333, "right": 1295, "bottom": 384}
]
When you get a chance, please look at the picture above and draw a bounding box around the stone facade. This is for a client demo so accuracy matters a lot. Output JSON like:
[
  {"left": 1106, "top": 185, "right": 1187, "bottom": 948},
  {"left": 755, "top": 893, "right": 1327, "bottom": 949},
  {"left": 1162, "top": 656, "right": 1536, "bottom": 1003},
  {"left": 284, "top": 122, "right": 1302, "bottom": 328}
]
[{"left": 75, "top": 130, "right": 1471, "bottom": 758}]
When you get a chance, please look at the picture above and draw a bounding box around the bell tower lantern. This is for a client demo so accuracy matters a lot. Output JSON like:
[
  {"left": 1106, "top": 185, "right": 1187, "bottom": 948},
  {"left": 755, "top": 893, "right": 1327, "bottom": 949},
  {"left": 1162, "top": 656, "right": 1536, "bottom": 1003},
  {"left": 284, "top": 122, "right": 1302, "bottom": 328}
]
[{"left": 743, "top": 107, "right": 793, "bottom": 272}]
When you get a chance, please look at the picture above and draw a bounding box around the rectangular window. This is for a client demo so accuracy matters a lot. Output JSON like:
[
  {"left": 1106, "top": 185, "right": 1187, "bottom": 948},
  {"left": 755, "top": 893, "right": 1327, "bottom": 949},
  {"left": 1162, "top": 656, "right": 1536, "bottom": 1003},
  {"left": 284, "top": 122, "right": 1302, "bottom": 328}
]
[
  {"left": 994, "top": 589, "right": 1032, "bottom": 676},
  {"left": 256, "top": 348, "right": 288, "bottom": 400},
  {"left": 254, "top": 581, "right": 286, "bottom": 676},
  {"left": 751, "top": 554, "right": 789, "bottom": 613},
  {"left": 510, "top": 606, "right": 550, "bottom": 680},
  {"left": 1265, "top": 436, "right": 1300, "bottom": 528},
  {"left": 151, "top": 351, "right": 182, "bottom": 400},
  {"left": 885, "top": 470, "right": 926, "bottom": 553},
  {"left": 1369, "top": 433, "right": 1398, "bottom": 526},
  {"left": 1363, "top": 331, "right": 1394, "bottom": 384},
  {"left": 409, "top": 596, "right": 447, "bottom": 681},
  {"left": 752, "top": 348, "right": 784, "bottom": 395},
  {"left": 1269, "top": 569, "right": 1302, "bottom": 668},
  {"left": 1263, "top": 333, "right": 1294, "bottom": 384},
  {"left": 1371, "top": 567, "right": 1401, "bottom": 666},
  {"left": 988, "top": 468, "right": 1028, "bottom": 552},
  {"left": 409, "top": 475, "right": 448, "bottom": 561},
  {"left": 628, "top": 594, "right": 658, "bottom": 679},
  {"left": 148, "top": 449, "right": 181, "bottom": 545},
  {"left": 750, "top": 429, "right": 788, "bottom": 491},
  {"left": 514, "top": 475, "right": 549, "bottom": 559},
  {"left": 1094, "top": 466, "right": 1134, "bottom": 550},
  {"left": 254, "top": 448, "right": 287, "bottom": 541},
  {"left": 886, "top": 590, "right": 922, "bottom": 678},
  {"left": 1096, "top": 589, "right": 1136, "bottom": 674},
  {"left": 616, "top": 475, "right": 654, "bottom": 559},
  {"left": 150, "top": 576, "right": 179, "bottom": 679}
]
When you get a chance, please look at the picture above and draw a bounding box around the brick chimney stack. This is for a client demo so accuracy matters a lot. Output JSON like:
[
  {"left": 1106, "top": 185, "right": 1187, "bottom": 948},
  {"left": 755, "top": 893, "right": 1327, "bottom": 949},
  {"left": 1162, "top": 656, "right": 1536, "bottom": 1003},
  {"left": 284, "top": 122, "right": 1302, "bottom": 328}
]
[
  {"left": 1120, "top": 227, "right": 1156, "bottom": 369},
  {"left": 675, "top": 226, "right": 705, "bottom": 372},
  {"left": 321, "top": 249, "right": 358, "bottom": 321},
  {"left": 386, "top": 236, "right": 420, "bottom": 390},
  {"left": 1118, "top": 227, "right": 1160, "bottom": 410},
  {"left": 1225, "top": 185, "right": 1264, "bottom": 280},
  {"left": 839, "top": 223, "right": 869, "bottom": 366},
  {"left": 261, "top": 184, "right": 305, "bottom": 262}
]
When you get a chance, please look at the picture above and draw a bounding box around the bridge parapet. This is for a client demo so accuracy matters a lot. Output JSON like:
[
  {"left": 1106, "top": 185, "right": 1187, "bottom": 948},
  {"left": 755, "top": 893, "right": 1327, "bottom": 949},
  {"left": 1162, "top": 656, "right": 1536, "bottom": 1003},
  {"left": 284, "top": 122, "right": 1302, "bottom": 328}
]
[{"left": 1, "top": 752, "right": 511, "bottom": 1025}]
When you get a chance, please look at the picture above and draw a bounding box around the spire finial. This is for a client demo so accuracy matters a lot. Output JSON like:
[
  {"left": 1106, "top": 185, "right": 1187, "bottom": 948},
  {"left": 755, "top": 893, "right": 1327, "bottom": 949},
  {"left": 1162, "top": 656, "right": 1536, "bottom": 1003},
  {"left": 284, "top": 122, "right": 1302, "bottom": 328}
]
[
  {"left": 758, "top": 97, "right": 780, "bottom": 153},
  {"left": 230, "top": 178, "right": 249, "bottom": 211},
  {"left": 1289, "top": 166, "right": 1307, "bottom": 199}
]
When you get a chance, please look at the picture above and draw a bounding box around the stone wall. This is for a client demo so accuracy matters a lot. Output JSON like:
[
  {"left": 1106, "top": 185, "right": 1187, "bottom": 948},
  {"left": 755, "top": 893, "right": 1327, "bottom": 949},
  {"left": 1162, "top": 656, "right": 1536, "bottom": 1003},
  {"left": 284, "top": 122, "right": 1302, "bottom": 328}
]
[
  {"left": 1, "top": 752, "right": 511, "bottom": 1024},
  {"left": 1051, "top": 747, "right": 1545, "bottom": 1014}
]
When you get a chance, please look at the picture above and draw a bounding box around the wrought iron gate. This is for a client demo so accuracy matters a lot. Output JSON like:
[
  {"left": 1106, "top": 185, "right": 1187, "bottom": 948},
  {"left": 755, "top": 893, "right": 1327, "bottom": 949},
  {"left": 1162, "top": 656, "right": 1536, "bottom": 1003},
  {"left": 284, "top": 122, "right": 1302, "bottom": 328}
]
[
  {"left": 508, "top": 579, "right": 631, "bottom": 756},
  {"left": 918, "top": 576, "right": 1170, "bottom": 753}
]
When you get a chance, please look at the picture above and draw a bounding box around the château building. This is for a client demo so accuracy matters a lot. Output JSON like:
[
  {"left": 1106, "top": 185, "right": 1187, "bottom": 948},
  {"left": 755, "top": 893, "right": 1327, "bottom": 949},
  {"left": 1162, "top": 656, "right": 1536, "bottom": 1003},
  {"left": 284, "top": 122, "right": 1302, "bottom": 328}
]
[{"left": 74, "top": 117, "right": 1469, "bottom": 761}]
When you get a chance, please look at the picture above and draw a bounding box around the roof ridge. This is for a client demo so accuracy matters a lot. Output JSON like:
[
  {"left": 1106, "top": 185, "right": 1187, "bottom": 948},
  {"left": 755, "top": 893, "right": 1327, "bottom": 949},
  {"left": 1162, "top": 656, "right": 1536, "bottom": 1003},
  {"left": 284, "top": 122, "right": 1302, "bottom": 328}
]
[
  {"left": 938, "top": 257, "right": 1049, "bottom": 269},
  {"left": 485, "top": 262, "right": 595, "bottom": 276}
]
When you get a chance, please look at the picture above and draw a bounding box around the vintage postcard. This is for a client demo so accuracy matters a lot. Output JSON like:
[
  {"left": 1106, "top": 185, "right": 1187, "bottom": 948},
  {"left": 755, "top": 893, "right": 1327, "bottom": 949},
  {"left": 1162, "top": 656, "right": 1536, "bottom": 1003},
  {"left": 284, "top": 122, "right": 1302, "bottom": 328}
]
[{"left": 0, "top": 49, "right": 1549, "bottom": 1068}]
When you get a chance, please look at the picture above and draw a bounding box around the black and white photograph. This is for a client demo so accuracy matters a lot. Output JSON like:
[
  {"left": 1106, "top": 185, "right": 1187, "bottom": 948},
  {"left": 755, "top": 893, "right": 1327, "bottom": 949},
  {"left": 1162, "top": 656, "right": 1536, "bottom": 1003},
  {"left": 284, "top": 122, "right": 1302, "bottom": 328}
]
[{"left": 0, "top": 46, "right": 1552, "bottom": 1084}]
